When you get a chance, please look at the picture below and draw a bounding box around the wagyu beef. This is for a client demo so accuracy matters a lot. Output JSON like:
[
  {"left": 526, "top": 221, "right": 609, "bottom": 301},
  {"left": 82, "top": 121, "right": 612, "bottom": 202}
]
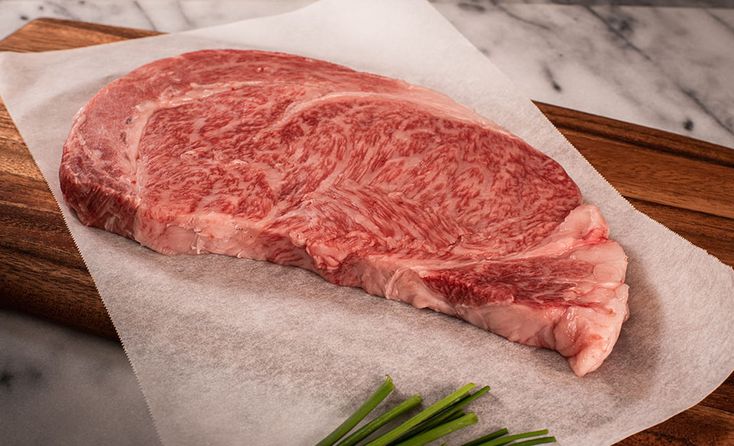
[{"left": 60, "top": 50, "right": 629, "bottom": 376}]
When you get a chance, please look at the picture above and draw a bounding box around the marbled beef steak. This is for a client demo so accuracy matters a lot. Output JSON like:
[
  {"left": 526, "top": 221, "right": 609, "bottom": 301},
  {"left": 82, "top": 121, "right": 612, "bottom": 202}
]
[{"left": 60, "top": 50, "right": 628, "bottom": 376}]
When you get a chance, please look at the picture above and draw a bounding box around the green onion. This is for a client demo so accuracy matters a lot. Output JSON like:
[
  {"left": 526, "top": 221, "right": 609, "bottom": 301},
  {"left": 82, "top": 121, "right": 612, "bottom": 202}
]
[
  {"left": 394, "top": 412, "right": 479, "bottom": 446},
  {"left": 365, "top": 383, "right": 476, "bottom": 446},
  {"left": 476, "top": 429, "right": 550, "bottom": 446},
  {"left": 460, "top": 428, "right": 509, "bottom": 446},
  {"left": 316, "top": 375, "right": 395, "bottom": 446},
  {"left": 317, "top": 377, "right": 555, "bottom": 446},
  {"left": 335, "top": 395, "right": 423, "bottom": 446},
  {"left": 410, "top": 407, "right": 466, "bottom": 435},
  {"left": 509, "top": 437, "right": 557, "bottom": 446},
  {"left": 397, "top": 406, "right": 465, "bottom": 442},
  {"left": 396, "top": 385, "right": 491, "bottom": 441},
  {"left": 452, "top": 386, "right": 491, "bottom": 410}
]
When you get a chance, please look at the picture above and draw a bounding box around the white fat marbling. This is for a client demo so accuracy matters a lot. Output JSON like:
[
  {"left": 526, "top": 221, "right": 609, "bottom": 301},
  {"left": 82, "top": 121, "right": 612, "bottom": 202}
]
[{"left": 1, "top": 1, "right": 732, "bottom": 444}]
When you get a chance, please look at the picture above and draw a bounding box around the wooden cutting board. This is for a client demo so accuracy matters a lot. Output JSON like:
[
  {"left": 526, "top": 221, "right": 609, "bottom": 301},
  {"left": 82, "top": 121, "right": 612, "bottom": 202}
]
[{"left": 1, "top": 18, "right": 732, "bottom": 445}]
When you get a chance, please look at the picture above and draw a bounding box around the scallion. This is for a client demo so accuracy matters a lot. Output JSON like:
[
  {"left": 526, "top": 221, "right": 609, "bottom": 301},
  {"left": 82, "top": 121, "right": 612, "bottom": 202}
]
[
  {"left": 316, "top": 375, "right": 395, "bottom": 446},
  {"left": 365, "top": 383, "right": 476, "bottom": 446},
  {"left": 335, "top": 395, "right": 422, "bottom": 446},
  {"left": 394, "top": 412, "right": 479, "bottom": 446},
  {"left": 460, "top": 428, "right": 509, "bottom": 446},
  {"left": 476, "top": 429, "right": 550, "bottom": 446}
]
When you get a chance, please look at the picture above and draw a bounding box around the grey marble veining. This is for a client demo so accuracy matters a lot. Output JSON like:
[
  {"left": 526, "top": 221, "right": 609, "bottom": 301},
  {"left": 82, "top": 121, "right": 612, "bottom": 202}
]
[
  {"left": 433, "top": 2, "right": 734, "bottom": 147},
  {"left": 1, "top": 0, "right": 733, "bottom": 444},
  {"left": 0, "top": 310, "right": 159, "bottom": 445},
  {"left": 0, "top": 0, "right": 731, "bottom": 148}
]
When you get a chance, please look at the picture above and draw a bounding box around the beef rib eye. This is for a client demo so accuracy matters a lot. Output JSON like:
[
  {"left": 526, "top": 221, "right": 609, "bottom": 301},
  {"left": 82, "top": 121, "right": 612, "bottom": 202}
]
[{"left": 60, "top": 50, "right": 628, "bottom": 376}]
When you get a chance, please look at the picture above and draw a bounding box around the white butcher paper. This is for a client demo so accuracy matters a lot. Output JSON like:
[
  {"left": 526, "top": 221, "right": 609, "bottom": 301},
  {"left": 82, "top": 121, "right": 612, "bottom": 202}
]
[{"left": 1, "top": 1, "right": 732, "bottom": 445}]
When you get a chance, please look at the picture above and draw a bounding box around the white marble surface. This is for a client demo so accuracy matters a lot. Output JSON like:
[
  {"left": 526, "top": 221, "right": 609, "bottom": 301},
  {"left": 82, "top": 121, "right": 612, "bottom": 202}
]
[
  {"left": 0, "top": 0, "right": 732, "bottom": 147},
  {"left": 0, "top": 310, "right": 160, "bottom": 445},
  {"left": 0, "top": 1, "right": 732, "bottom": 445}
]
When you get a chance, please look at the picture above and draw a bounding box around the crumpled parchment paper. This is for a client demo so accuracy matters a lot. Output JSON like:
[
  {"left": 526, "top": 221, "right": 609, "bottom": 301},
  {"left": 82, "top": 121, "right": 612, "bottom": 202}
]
[{"left": 1, "top": 1, "right": 732, "bottom": 444}]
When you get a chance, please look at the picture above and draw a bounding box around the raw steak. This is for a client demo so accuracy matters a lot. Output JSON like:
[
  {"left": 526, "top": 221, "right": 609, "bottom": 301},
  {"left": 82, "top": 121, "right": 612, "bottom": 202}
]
[{"left": 60, "top": 50, "right": 628, "bottom": 376}]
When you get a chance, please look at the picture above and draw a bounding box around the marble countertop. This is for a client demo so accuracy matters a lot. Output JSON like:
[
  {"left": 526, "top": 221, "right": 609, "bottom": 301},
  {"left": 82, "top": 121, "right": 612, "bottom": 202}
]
[
  {"left": 1, "top": 1, "right": 732, "bottom": 445},
  {"left": 1, "top": 0, "right": 732, "bottom": 148},
  {"left": 0, "top": 311, "right": 158, "bottom": 445}
]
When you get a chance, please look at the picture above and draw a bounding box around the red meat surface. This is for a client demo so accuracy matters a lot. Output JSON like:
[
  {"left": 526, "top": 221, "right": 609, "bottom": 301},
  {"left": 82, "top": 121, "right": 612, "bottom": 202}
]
[{"left": 60, "top": 50, "right": 628, "bottom": 376}]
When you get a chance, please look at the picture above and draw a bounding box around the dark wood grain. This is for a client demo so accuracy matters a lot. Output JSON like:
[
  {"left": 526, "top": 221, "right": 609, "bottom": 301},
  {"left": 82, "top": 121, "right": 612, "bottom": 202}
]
[{"left": 0, "top": 18, "right": 731, "bottom": 445}]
